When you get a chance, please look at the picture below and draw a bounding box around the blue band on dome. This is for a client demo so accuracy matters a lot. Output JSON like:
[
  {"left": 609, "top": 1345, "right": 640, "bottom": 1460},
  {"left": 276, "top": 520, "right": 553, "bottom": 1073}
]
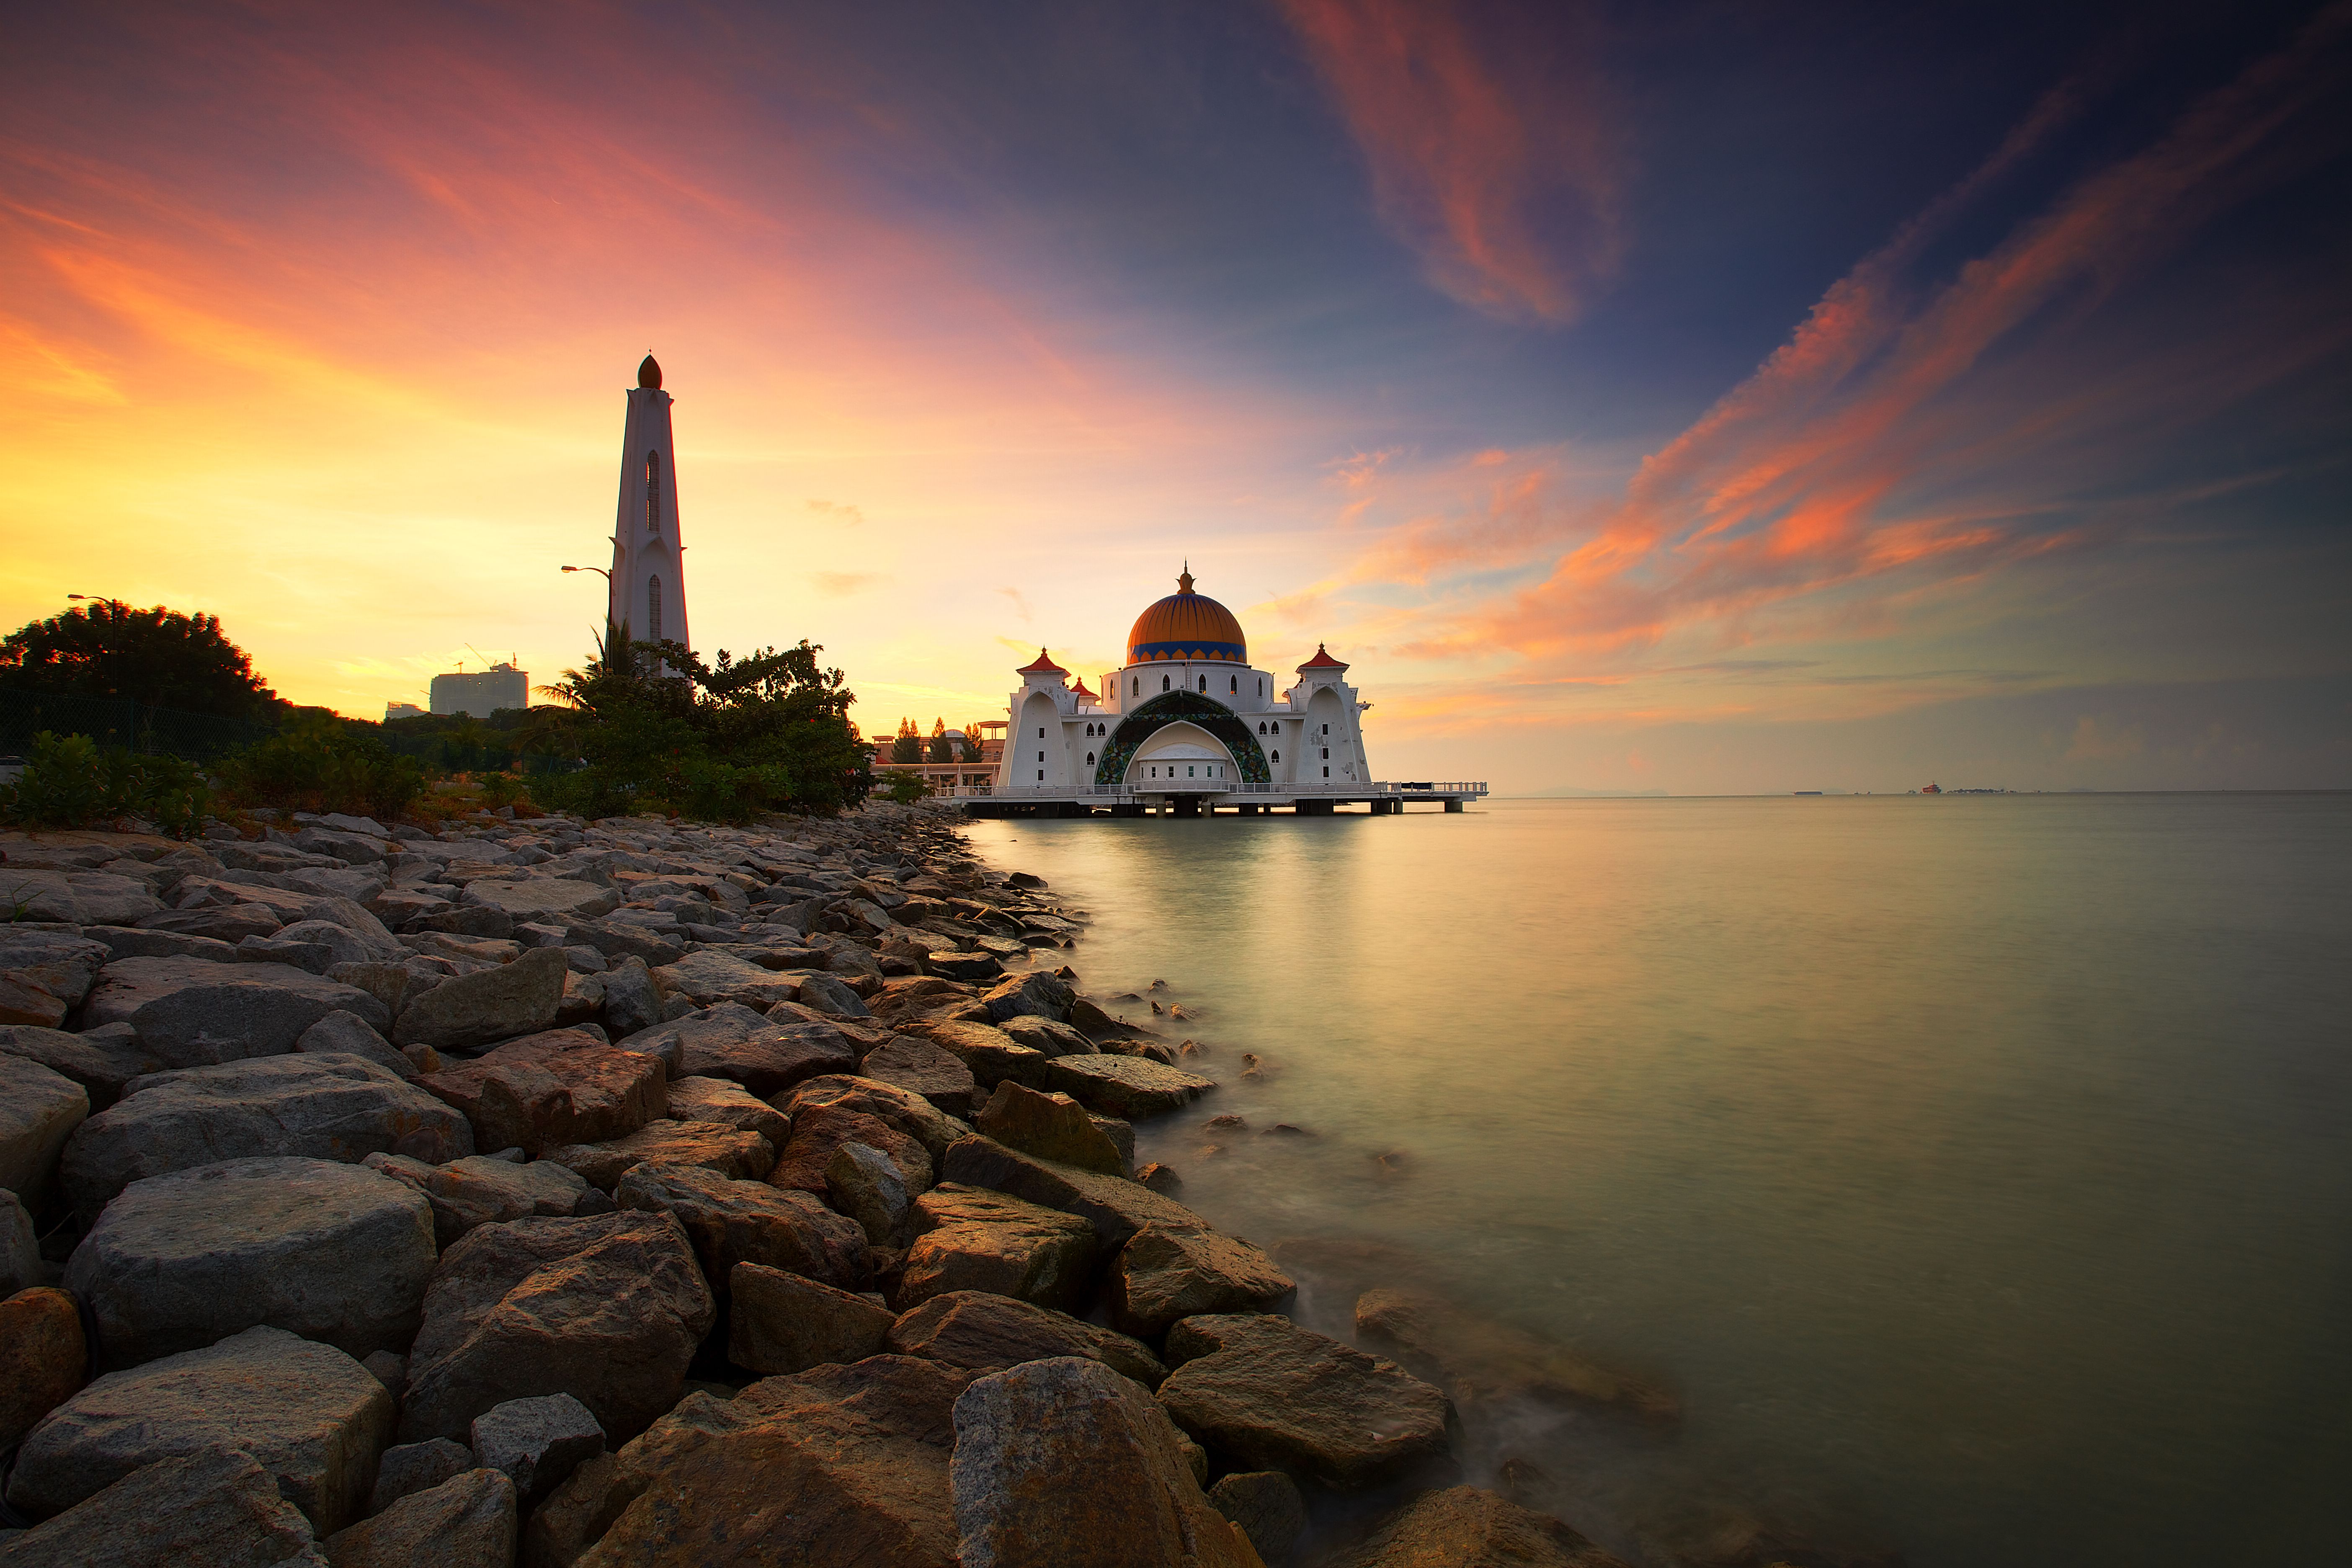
[{"left": 1129, "top": 641, "right": 1246, "bottom": 663}]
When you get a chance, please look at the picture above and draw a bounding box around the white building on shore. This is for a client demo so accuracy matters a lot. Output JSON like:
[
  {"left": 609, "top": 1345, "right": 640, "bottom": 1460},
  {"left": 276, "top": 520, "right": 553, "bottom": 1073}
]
[
  {"left": 606, "top": 354, "right": 690, "bottom": 665},
  {"left": 986, "top": 568, "right": 1390, "bottom": 813}
]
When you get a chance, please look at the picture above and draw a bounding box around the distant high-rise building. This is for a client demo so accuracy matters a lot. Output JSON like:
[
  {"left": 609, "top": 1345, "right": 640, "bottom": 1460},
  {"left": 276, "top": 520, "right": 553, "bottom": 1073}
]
[
  {"left": 429, "top": 663, "right": 527, "bottom": 718},
  {"left": 610, "top": 354, "right": 690, "bottom": 670},
  {"left": 385, "top": 701, "right": 426, "bottom": 721}
]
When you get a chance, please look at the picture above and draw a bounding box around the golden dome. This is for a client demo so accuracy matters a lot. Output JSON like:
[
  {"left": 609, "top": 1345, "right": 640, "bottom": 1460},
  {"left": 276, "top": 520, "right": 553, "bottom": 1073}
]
[
  {"left": 1128, "top": 568, "right": 1246, "bottom": 665},
  {"left": 637, "top": 353, "right": 663, "bottom": 389}
]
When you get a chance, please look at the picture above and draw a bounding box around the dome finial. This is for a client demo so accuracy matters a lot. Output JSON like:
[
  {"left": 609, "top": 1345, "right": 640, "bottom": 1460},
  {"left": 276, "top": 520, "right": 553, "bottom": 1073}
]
[
  {"left": 1177, "top": 562, "right": 1194, "bottom": 594},
  {"left": 637, "top": 353, "right": 662, "bottom": 389}
]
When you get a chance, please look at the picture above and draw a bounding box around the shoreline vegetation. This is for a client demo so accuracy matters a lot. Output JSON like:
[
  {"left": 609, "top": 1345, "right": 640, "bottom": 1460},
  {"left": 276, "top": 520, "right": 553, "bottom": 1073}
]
[{"left": 2, "top": 796, "right": 1889, "bottom": 1567}]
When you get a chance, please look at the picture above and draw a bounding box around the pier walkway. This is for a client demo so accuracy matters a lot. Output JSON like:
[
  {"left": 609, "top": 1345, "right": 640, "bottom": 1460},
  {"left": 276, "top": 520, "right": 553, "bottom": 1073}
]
[{"left": 955, "top": 781, "right": 1488, "bottom": 818}]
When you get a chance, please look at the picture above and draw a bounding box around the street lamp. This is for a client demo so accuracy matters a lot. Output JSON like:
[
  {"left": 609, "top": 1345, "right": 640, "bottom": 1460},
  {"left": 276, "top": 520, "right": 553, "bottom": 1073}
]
[{"left": 560, "top": 566, "right": 611, "bottom": 580}]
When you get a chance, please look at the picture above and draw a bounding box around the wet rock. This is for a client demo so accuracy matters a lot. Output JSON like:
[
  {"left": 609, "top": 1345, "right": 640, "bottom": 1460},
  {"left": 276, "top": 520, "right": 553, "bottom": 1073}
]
[
  {"left": 400, "top": 1210, "right": 716, "bottom": 1445},
  {"left": 998, "top": 1014, "right": 1097, "bottom": 1057},
  {"left": 1047, "top": 1053, "right": 1215, "bottom": 1119},
  {"left": 599, "top": 954, "right": 665, "bottom": 1038},
  {"left": 464, "top": 878, "right": 621, "bottom": 923},
  {"left": 1354, "top": 1288, "right": 1679, "bottom": 1421},
  {"left": 59, "top": 1054, "right": 472, "bottom": 1219},
  {"left": 979, "top": 969, "right": 1074, "bottom": 1023},
  {"left": 651, "top": 949, "right": 802, "bottom": 1011},
  {"left": 665, "top": 1073, "right": 790, "bottom": 1143},
  {"left": 925, "top": 949, "right": 1000, "bottom": 982},
  {"left": 616, "top": 1158, "right": 864, "bottom": 1287},
  {"left": 546, "top": 1119, "right": 774, "bottom": 1193},
  {"left": 729, "top": 1260, "right": 896, "bottom": 1375},
  {"left": 897, "top": 1182, "right": 1097, "bottom": 1313},
  {"left": 369, "top": 1437, "right": 474, "bottom": 1514},
  {"left": 362, "top": 1151, "right": 606, "bottom": 1247},
  {"left": 0, "top": 1286, "right": 87, "bottom": 1451},
  {"left": 66, "top": 1155, "right": 436, "bottom": 1371},
  {"left": 828, "top": 1139, "right": 912, "bottom": 1243},
  {"left": 291, "top": 1008, "right": 414, "bottom": 1078},
  {"left": 326, "top": 1466, "right": 516, "bottom": 1568},
  {"left": 1, "top": 1053, "right": 88, "bottom": 1203},
  {"left": 79, "top": 955, "right": 390, "bottom": 1067},
  {"left": 1107, "top": 1222, "right": 1295, "bottom": 1338},
  {"left": 949, "top": 1355, "right": 1259, "bottom": 1568},
  {"left": 782, "top": 1073, "right": 972, "bottom": 1160},
  {"left": 791, "top": 970, "right": 871, "bottom": 1018},
  {"left": 888, "top": 1288, "right": 1166, "bottom": 1389},
  {"left": 0, "top": 1446, "right": 324, "bottom": 1568},
  {"left": 393, "top": 948, "right": 568, "bottom": 1052},
  {"left": 0, "top": 1022, "right": 158, "bottom": 1110},
  {"left": 941, "top": 1134, "right": 1205, "bottom": 1249},
  {"left": 1323, "top": 1485, "right": 1630, "bottom": 1568},
  {"left": 1208, "top": 1471, "right": 1305, "bottom": 1564},
  {"left": 859, "top": 1034, "right": 980, "bottom": 1115},
  {"left": 471, "top": 1392, "right": 604, "bottom": 1507},
  {"left": 896, "top": 1018, "right": 1055, "bottom": 1091},
  {"left": 1157, "top": 1314, "right": 1455, "bottom": 1491},
  {"left": 413, "top": 1029, "right": 664, "bottom": 1157},
  {"left": 6, "top": 1323, "right": 393, "bottom": 1533},
  {"left": 972, "top": 1079, "right": 1127, "bottom": 1175},
  {"left": 769, "top": 1101, "right": 934, "bottom": 1196}
]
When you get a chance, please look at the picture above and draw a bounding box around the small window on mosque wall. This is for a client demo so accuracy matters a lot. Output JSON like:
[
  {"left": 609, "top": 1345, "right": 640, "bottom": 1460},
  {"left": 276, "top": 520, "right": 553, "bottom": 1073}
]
[
  {"left": 1161, "top": 676, "right": 1170, "bottom": 691},
  {"left": 1271, "top": 749, "right": 1279, "bottom": 762},
  {"left": 1131, "top": 678, "right": 1139, "bottom": 696},
  {"left": 645, "top": 450, "right": 660, "bottom": 532},
  {"left": 1229, "top": 675, "right": 1237, "bottom": 694},
  {"left": 1086, "top": 752, "right": 1095, "bottom": 766},
  {"left": 647, "top": 578, "right": 662, "bottom": 642},
  {"left": 1198, "top": 676, "right": 1207, "bottom": 693},
  {"left": 1258, "top": 679, "right": 1264, "bottom": 697}
]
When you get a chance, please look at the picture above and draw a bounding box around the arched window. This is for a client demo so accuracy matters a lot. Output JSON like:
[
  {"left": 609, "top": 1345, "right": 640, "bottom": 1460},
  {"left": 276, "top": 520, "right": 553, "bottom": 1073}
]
[
  {"left": 1131, "top": 678, "right": 1139, "bottom": 696},
  {"left": 1198, "top": 675, "right": 1207, "bottom": 693},
  {"left": 1271, "top": 749, "right": 1279, "bottom": 763},
  {"left": 1161, "top": 676, "right": 1170, "bottom": 692},
  {"left": 1258, "top": 679, "right": 1264, "bottom": 697},
  {"left": 1321, "top": 723, "right": 1329, "bottom": 735},
  {"left": 647, "top": 577, "right": 662, "bottom": 642},
  {"left": 644, "top": 450, "right": 660, "bottom": 532},
  {"left": 1086, "top": 752, "right": 1095, "bottom": 766},
  {"left": 1229, "top": 675, "right": 1237, "bottom": 694}
]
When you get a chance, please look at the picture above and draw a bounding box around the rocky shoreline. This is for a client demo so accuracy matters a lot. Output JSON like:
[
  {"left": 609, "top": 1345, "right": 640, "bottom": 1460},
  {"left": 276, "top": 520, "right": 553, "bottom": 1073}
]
[{"left": 1, "top": 799, "right": 1854, "bottom": 1566}]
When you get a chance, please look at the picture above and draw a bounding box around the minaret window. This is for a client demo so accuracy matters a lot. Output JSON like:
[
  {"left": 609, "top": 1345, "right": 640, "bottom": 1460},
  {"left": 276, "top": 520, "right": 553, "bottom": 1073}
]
[
  {"left": 648, "top": 578, "right": 662, "bottom": 642},
  {"left": 1229, "top": 675, "right": 1237, "bottom": 694},
  {"left": 1161, "top": 676, "right": 1170, "bottom": 692},
  {"left": 645, "top": 450, "right": 660, "bottom": 532}
]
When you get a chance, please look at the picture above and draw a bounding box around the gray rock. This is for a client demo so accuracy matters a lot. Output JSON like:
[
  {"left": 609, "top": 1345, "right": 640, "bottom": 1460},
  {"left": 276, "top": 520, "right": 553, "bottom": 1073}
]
[
  {"left": 294, "top": 897, "right": 407, "bottom": 961},
  {"left": 0, "top": 928, "right": 111, "bottom": 1011},
  {"left": 650, "top": 949, "right": 803, "bottom": 1012},
  {"left": 0, "top": 1445, "right": 327, "bottom": 1568},
  {"left": 235, "top": 934, "right": 337, "bottom": 975},
  {"left": 469, "top": 1393, "right": 604, "bottom": 1507},
  {"left": 1046, "top": 1053, "right": 1215, "bottom": 1119},
  {"left": 6, "top": 1324, "right": 394, "bottom": 1533},
  {"left": 79, "top": 956, "right": 392, "bottom": 1068},
  {"left": 326, "top": 1466, "right": 516, "bottom": 1568},
  {"left": 65, "top": 1156, "right": 436, "bottom": 1371},
  {"left": 3, "top": 1186, "right": 39, "bottom": 1295},
  {"left": 859, "top": 1034, "right": 980, "bottom": 1116},
  {"left": 1207, "top": 1471, "right": 1306, "bottom": 1564},
  {"left": 616, "top": 1157, "right": 865, "bottom": 1287},
  {"left": 392, "top": 948, "right": 567, "bottom": 1052},
  {"left": 282, "top": 868, "right": 388, "bottom": 905},
  {"left": 728, "top": 1261, "right": 897, "bottom": 1376},
  {"left": 888, "top": 1289, "right": 1166, "bottom": 1390},
  {"left": 628, "top": 1002, "right": 854, "bottom": 1096},
  {"left": 0, "top": 869, "right": 161, "bottom": 927},
  {"left": 925, "top": 949, "right": 1001, "bottom": 982},
  {"left": 826, "top": 1139, "right": 911, "bottom": 1244},
  {"left": 293, "top": 828, "right": 389, "bottom": 864},
  {"left": 325, "top": 961, "right": 413, "bottom": 1023},
  {"left": 941, "top": 1134, "right": 1208, "bottom": 1249},
  {"left": 789, "top": 970, "right": 871, "bottom": 1018},
  {"left": 59, "top": 1053, "right": 473, "bottom": 1219},
  {"left": 665, "top": 1074, "right": 791, "bottom": 1144},
  {"left": 1, "top": 1054, "right": 89, "bottom": 1203},
  {"left": 77, "top": 925, "right": 240, "bottom": 964},
  {"left": 314, "top": 813, "right": 389, "bottom": 836},
  {"left": 462, "top": 879, "right": 620, "bottom": 923},
  {"left": 973, "top": 1080, "right": 1127, "bottom": 1175},
  {"left": 950, "top": 1357, "right": 1257, "bottom": 1568},
  {"left": 898, "top": 1182, "right": 1098, "bottom": 1313},
  {"left": 399, "top": 1210, "right": 717, "bottom": 1444},
  {"left": 998, "top": 1014, "right": 1097, "bottom": 1057},
  {"left": 368, "top": 1437, "right": 473, "bottom": 1513},
  {"left": 1157, "top": 1314, "right": 1456, "bottom": 1491},
  {"left": 979, "top": 969, "right": 1075, "bottom": 1024},
  {"left": 411, "top": 1027, "right": 664, "bottom": 1157},
  {"left": 544, "top": 1118, "right": 774, "bottom": 1193},
  {"left": 361, "top": 1151, "right": 604, "bottom": 1247},
  {"left": 896, "top": 1019, "right": 1056, "bottom": 1091},
  {"left": 0, "top": 1023, "right": 156, "bottom": 1111},
  {"left": 292, "top": 1009, "right": 413, "bottom": 1078},
  {"left": 1106, "top": 1222, "right": 1295, "bottom": 1339},
  {"left": 361, "top": 1349, "right": 406, "bottom": 1398},
  {"left": 135, "top": 904, "right": 284, "bottom": 944},
  {"left": 599, "top": 954, "right": 664, "bottom": 1038}
]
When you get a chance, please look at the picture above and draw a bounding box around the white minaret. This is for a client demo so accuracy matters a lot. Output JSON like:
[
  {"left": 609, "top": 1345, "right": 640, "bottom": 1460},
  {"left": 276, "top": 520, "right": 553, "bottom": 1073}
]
[{"left": 608, "top": 353, "right": 690, "bottom": 668}]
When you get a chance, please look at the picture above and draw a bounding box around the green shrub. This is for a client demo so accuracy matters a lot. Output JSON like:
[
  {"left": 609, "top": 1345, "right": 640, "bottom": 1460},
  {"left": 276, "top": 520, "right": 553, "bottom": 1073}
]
[
  {"left": 0, "top": 730, "right": 213, "bottom": 838},
  {"left": 885, "top": 772, "right": 931, "bottom": 805},
  {"left": 217, "top": 714, "right": 426, "bottom": 820}
]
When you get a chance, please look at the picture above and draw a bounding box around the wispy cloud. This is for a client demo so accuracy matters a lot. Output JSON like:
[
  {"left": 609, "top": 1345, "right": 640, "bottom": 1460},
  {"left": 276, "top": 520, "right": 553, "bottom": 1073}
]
[{"left": 1275, "top": 0, "right": 1622, "bottom": 324}]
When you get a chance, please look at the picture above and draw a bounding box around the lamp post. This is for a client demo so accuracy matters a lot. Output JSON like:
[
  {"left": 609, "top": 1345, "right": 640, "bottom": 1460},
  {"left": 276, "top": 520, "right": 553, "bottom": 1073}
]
[{"left": 560, "top": 566, "right": 611, "bottom": 581}]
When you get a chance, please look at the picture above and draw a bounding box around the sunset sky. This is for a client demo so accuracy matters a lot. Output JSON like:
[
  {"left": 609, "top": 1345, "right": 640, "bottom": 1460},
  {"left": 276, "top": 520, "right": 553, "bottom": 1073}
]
[{"left": 4, "top": 1, "right": 2346, "bottom": 793}]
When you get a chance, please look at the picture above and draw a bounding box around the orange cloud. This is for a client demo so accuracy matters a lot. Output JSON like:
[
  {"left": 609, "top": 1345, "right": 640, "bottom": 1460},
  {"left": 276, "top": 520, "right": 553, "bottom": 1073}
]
[{"left": 1274, "top": 0, "right": 1621, "bottom": 324}]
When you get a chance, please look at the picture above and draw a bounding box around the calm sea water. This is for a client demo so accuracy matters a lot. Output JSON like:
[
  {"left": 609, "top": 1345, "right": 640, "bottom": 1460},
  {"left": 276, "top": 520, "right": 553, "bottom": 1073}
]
[{"left": 963, "top": 794, "right": 2350, "bottom": 1568}]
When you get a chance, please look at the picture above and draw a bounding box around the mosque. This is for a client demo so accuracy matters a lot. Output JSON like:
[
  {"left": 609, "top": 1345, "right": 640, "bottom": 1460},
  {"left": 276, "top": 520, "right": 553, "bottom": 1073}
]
[
  {"left": 978, "top": 569, "right": 1483, "bottom": 816},
  {"left": 603, "top": 353, "right": 691, "bottom": 668}
]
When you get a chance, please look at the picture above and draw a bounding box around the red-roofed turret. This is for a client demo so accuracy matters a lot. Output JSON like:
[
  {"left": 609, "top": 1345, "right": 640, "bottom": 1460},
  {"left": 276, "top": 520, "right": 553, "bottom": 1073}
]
[
  {"left": 1296, "top": 643, "right": 1349, "bottom": 672},
  {"left": 1017, "top": 648, "right": 1067, "bottom": 676}
]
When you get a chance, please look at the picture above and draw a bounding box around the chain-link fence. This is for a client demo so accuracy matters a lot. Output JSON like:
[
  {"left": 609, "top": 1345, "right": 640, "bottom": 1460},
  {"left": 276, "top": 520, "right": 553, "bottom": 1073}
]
[{"left": 0, "top": 689, "right": 274, "bottom": 763}]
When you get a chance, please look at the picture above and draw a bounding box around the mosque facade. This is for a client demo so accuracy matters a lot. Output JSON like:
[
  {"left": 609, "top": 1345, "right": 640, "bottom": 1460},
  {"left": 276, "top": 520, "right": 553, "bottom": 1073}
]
[{"left": 988, "top": 569, "right": 1380, "bottom": 810}]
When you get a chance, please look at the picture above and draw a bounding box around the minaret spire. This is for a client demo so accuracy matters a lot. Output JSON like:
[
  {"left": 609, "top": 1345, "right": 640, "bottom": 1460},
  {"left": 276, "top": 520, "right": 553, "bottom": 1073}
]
[
  {"left": 1177, "top": 562, "right": 1194, "bottom": 594},
  {"left": 609, "top": 353, "right": 689, "bottom": 670}
]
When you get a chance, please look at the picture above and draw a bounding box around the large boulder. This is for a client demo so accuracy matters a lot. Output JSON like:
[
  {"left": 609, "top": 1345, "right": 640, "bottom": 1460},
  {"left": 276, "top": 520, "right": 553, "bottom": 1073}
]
[
  {"left": 65, "top": 1156, "right": 436, "bottom": 1370},
  {"left": 600, "top": 955, "right": 665, "bottom": 1038},
  {"left": 463, "top": 878, "right": 621, "bottom": 923},
  {"left": 769, "top": 1101, "right": 933, "bottom": 1197},
  {"left": 0, "top": 1286, "right": 87, "bottom": 1452},
  {"left": 998, "top": 1014, "right": 1098, "bottom": 1057},
  {"left": 362, "top": 1150, "right": 609, "bottom": 1247},
  {"left": 0, "top": 1022, "right": 159, "bottom": 1109},
  {"left": 80, "top": 925, "right": 240, "bottom": 963},
  {"left": 1156, "top": 1314, "right": 1455, "bottom": 1491},
  {"left": 1320, "top": 1485, "right": 1632, "bottom": 1568},
  {"left": 553, "top": 1355, "right": 973, "bottom": 1566},
  {"left": 322, "top": 1467, "right": 516, "bottom": 1568},
  {"left": 650, "top": 1006, "right": 855, "bottom": 1096},
  {"left": 859, "top": 1034, "right": 979, "bottom": 1115},
  {"left": 973, "top": 1080, "right": 1126, "bottom": 1175},
  {"left": 790, "top": 970, "right": 871, "bottom": 1019},
  {"left": 941, "top": 1134, "right": 1206, "bottom": 1249},
  {"left": 0, "top": 928, "right": 110, "bottom": 1021},
  {"left": 291, "top": 1008, "right": 413, "bottom": 1078},
  {"left": 413, "top": 1028, "right": 665, "bottom": 1156},
  {"left": 1, "top": 1053, "right": 88, "bottom": 1203},
  {"left": 1106, "top": 1222, "right": 1295, "bottom": 1338},
  {"left": 392, "top": 947, "right": 568, "bottom": 1052},
  {"left": 0, "top": 869, "right": 161, "bottom": 927},
  {"left": 282, "top": 867, "right": 388, "bottom": 905},
  {"left": 781, "top": 1073, "right": 972, "bottom": 1160},
  {"left": 369, "top": 1438, "right": 473, "bottom": 1514},
  {"left": 897, "top": 1182, "right": 1097, "bottom": 1313},
  {"left": 1047, "top": 1053, "right": 1215, "bottom": 1119},
  {"left": 399, "top": 1210, "right": 717, "bottom": 1444},
  {"left": 0, "top": 1446, "right": 325, "bottom": 1568},
  {"left": 77, "top": 956, "right": 391, "bottom": 1068},
  {"left": 616, "top": 1159, "right": 866, "bottom": 1288},
  {"left": 57, "top": 1053, "right": 469, "bottom": 1219},
  {"left": 136, "top": 903, "right": 284, "bottom": 944},
  {"left": 729, "top": 1260, "right": 896, "bottom": 1375},
  {"left": 978, "top": 969, "right": 1075, "bottom": 1024},
  {"left": 888, "top": 1288, "right": 1166, "bottom": 1389},
  {"left": 545, "top": 1118, "right": 775, "bottom": 1192},
  {"left": 6, "top": 1324, "right": 393, "bottom": 1533},
  {"left": 665, "top": 1073, "right": 791, "bottom": 1143},
  {"left": 896, "top": 1019, "right": 1055, "bottom": 1091},
  {"left": 650, "top": 949, "right": 802, "bottom": 1011},
  {"left": 949, "top": 1357, "right": 1260, "bottom": 1568},
  {"left": 469, "top": 1393, "right": 604, "bottom": 1507},
  {"left": 1207, "top": 1472, "right": 1305, "bottom": 1565}
]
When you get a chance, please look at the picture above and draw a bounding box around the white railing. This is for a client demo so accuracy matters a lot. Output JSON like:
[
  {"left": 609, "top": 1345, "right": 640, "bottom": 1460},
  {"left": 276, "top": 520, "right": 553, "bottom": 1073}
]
[{"left": 955, "top": 779, "right": 1488, "bottom": 799}]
